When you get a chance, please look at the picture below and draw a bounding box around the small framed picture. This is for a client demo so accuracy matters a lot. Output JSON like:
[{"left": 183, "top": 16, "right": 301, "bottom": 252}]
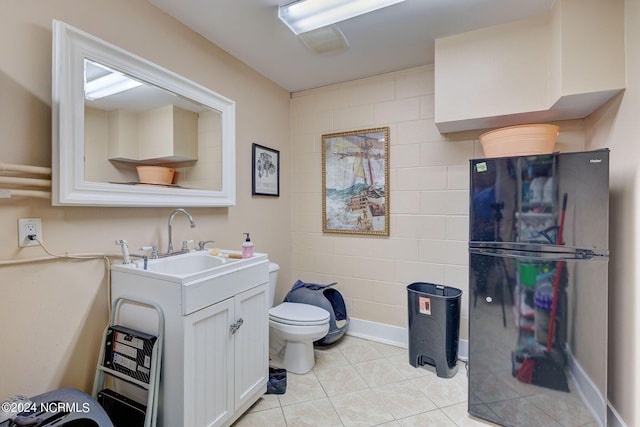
[{"left": 252, "top": 143, "right": 280, "bottom": 197}]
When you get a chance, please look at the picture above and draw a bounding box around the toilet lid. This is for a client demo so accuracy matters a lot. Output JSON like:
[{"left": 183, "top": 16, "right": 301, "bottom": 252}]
[{"left": 269, "top": 302, "right": 330, "bottom": 326}]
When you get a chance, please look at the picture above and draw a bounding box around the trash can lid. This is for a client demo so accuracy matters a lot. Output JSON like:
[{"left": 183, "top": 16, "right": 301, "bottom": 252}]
[
  {"left": 269, "top": 302, "right": 330, "bottom": 325},
  {"left": 407, "top": 282, "right": 462, "bottom": 298}
]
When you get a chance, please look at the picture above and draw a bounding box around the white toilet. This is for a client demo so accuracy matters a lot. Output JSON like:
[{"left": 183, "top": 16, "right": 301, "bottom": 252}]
[{"left": 268, "top": 262, "right": 330, "bottom": 374}]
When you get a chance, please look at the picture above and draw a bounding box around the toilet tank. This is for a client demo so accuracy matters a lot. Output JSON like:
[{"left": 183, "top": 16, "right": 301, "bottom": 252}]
[{"left": 268, "top": 262, "right": 280, "bottom": 307}]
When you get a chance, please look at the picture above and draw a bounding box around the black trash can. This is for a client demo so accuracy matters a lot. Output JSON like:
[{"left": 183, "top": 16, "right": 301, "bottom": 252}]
[{"left": 407, "top": 282, "right": 462, "bottom": 378}]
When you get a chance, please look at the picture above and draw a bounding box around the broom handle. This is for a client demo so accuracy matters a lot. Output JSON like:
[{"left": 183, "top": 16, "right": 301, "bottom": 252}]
[{"left": 547, "top": 193, "right": 568, "bottom": 351}]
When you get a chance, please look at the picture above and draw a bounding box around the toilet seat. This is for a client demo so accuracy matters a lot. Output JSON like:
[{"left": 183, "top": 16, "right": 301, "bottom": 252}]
[{"left": 269, "top": 302, "right": 330, "bottom": 326}]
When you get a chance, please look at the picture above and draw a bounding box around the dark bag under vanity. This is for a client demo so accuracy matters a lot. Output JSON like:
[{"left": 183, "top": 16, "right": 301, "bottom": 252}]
[{"left": 265, "top": 367, "right": 287, "bottom": 395}]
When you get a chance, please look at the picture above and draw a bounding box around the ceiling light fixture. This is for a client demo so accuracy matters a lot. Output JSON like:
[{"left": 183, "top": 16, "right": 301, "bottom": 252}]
[
  {"left": 85, "top": 71, "right": 143, "bottom": 100},
  {"left": 278, "top": 0, "right": 407, "bottom": 35}
]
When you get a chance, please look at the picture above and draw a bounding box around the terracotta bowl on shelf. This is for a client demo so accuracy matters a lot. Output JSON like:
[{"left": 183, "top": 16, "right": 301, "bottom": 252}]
[
  {"left": 136, "top": 165, "right": 175, "bottom": 185},
  {"left": 479, "top": 124, "right": 560, "bottom": 158}
]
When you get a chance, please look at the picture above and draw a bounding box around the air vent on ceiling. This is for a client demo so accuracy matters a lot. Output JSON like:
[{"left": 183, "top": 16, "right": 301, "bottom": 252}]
[{"left": 298, "top": 25, "right": 349, "bottom": 54}]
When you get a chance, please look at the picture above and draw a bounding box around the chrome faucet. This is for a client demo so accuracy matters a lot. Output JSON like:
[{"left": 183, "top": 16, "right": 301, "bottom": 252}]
[
  {"left": 167, "top": 209, "right": 196, "bottom": 254},
  {"left": 198, "top": 240, "right": 216, "bottom": 251},
  {"left": 140, "top": 245, "right": 159, "bottom": 259},
  {"left": 129, "top": 253, "right": 148, "bottom": 270}
]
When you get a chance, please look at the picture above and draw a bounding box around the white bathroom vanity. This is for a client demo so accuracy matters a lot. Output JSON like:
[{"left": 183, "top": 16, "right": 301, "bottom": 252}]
[{"left": 110, "top": 251, "right": 270, "bottom": 427}]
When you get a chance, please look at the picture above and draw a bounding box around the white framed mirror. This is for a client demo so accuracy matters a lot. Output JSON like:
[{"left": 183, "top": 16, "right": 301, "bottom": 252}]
[{"left": 52, "top": 20, "right": 236, "bottom": 207}]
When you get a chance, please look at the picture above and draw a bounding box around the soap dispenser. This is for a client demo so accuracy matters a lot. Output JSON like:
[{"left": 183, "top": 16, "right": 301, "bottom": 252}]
[{"left": 242, "top": 233, "right": 254, "bottom": 258}]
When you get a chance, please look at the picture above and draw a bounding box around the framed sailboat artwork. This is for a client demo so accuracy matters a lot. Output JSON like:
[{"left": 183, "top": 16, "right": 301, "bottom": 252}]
[{"left": 322, "top": 127, "right": 390, "bottom": 236}]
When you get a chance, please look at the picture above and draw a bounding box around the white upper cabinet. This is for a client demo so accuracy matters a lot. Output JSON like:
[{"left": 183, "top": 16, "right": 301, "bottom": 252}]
[{"left": 434, "top": 0, "right": 625, "bottom": 133}]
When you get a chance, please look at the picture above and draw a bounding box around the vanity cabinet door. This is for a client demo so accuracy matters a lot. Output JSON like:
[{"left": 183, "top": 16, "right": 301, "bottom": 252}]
[
  {"left": 183, "top": 297, "right": 234, "bottom": 427},
  {"left": 233, "top": 283, "right": 269, "bottom": 411}
]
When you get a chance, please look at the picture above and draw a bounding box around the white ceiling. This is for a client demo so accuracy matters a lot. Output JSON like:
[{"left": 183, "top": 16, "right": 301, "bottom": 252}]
[{"left": 147, "top": 0, "right": 555, "bottom": 93}]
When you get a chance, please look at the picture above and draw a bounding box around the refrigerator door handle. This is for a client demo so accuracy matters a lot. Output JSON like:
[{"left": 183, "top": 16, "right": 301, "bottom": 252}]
[{"left": 469, "top": 245, "right": 608, "bottom": 261}]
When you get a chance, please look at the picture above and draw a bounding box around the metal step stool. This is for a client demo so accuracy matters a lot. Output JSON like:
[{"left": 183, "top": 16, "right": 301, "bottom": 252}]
[{"left": 92, "top": 296, "right": 164, "bottom": 427}]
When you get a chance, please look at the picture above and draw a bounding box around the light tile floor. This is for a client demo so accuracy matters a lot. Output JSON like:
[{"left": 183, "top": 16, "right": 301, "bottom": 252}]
[{"left": 233, "top": 335, "right": 497, "bottom": 427}]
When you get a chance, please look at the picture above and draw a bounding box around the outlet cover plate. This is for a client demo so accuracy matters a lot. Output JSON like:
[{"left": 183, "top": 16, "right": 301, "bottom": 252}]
[{"left": 18, "top": 218, "right": 42, "bottom": 247}]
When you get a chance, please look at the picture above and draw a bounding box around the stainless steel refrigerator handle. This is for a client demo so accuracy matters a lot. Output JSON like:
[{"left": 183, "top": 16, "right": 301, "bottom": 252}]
[
  {"left": 470, "top": 241, "right": 609, "bottom": 256},
  {"left": 469, "top": 246, "right": 608, "bottom": 261}
]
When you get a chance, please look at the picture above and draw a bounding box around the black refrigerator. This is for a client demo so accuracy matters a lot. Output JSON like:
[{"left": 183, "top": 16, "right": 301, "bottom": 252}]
[{"left": 468, "top": 149, "right": 609, "bottom": 427}]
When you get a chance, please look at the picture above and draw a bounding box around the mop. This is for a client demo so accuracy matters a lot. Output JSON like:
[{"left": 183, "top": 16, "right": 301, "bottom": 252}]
[{"left": 514, "top": 193, "right": 569, "bottom": 392}]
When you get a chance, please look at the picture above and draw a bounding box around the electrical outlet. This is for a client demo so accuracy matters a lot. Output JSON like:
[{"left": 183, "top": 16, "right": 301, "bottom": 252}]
[{"left": 18, "top": 218, "right": 43, "bottom": 247}]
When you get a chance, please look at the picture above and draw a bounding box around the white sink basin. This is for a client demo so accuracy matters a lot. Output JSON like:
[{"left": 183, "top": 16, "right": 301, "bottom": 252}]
[
  {"left": 147, "top": 252, "right": 226, "bottom": 276},
  {"left": 111, "top": 250, "right": 269, "bottom": 315},
  {"left": 112, "top": 250, "right": 258, "bottom": 282}
]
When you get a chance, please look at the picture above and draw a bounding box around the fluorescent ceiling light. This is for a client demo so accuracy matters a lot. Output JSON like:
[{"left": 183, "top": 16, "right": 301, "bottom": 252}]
[
  {"left": 278, "top": 0, "right": 406, "bottom": 35},
  {"left": 85, "top": 71, "right": 143, "bottom": 100}
]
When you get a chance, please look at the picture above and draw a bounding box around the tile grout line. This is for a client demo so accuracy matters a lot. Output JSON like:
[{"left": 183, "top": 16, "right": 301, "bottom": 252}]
[
  {"left": 307, "top": 368, "right": 348, "bottom": 426},
  {"left": 236, "top": 335, "right": 487, "bottom": 427}
]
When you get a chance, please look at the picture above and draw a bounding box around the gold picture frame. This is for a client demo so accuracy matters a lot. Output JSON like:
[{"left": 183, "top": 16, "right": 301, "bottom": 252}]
[{"left": 322, "top": 127, "right": 390, "bottom": 236}]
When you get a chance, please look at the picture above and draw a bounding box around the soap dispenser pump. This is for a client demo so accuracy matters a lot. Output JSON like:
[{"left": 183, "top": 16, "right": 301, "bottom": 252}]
[{"left": 242, "top": 233, "right": 254, "bottom": 258}]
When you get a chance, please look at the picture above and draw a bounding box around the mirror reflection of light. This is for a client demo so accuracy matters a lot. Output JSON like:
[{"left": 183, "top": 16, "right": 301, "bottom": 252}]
[{"left": 85, "top": 71, "right": 143, "bottom": 100}]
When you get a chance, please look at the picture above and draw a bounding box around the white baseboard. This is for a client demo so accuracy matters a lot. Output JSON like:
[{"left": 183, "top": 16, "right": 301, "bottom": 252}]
[
  {"left": 458, "top": 338, "right": 469, "bottom": 361},
  {"left": 566, "top": 347, "right": 607, "bottom": 426},
  {"left": 607, "top": 403, "right": 628, "bottom": 427},
  {"left": 346, "top": 318, "right": 408, "bottom": 348},
  {"left": 345, "top": 317, "right": 469, "bottom": 360}
]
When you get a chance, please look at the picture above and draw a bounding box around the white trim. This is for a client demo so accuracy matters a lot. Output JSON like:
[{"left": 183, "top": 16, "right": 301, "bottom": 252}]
[
  {"left": 607, "top": 402, "right": 628, "bottom": 427},
  {"left": 346, "top": 318, "right": 407, "bottom": 348},
  {"left": 345, "top": 317, "right": 469, "bottom": 360},
  {"left": 566, "top": 346, "right": 607, "bottom": 426},
  {"left": 457, "top": 338, "right": 469, "bottom": 361}
]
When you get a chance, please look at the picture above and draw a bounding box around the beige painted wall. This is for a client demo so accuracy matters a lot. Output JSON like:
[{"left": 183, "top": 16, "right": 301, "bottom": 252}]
[
  {"left": 290, "top": 65, "right": 585, "bottom": 343},
  {"left": 0, "top": 0, "right": 291, "bottom": 399},
  {"left": 585, "top": 1, "right": 640, "bottom": 424},
  {"left": 2, "top": 2, "right": 633, "bottom": 424}
]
